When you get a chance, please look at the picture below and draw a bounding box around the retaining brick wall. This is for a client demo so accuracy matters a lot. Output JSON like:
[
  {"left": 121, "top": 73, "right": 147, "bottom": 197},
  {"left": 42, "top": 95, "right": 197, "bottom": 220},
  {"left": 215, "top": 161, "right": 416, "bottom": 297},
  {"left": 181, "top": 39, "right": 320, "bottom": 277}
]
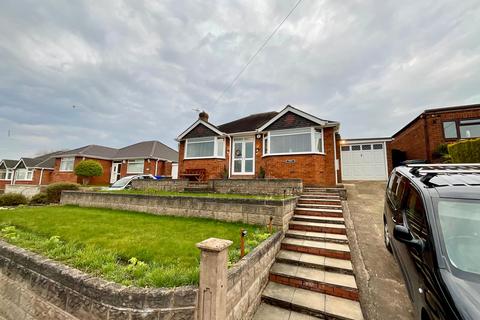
[
  {"left": 131, "top": 179, "right": 190, "bottom": 192},
  {"left": 210, "top": 179, "right": 302, "bottom": 196},
  {"left": 226, "top": 231, "right": 283, "bottom": 320},
  {"left": 0, "top": 241, "right": 197, "bottom": 320},
  {"left": 60, "top": 192, "right": 296, "bottom": 231}
]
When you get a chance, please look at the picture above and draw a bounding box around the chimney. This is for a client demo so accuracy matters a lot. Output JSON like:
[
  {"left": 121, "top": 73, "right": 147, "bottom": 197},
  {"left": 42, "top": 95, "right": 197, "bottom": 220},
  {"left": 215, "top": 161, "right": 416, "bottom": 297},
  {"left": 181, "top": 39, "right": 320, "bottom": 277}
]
[{"left": 199, "top": 111, "right": 209, "bottom": 122}]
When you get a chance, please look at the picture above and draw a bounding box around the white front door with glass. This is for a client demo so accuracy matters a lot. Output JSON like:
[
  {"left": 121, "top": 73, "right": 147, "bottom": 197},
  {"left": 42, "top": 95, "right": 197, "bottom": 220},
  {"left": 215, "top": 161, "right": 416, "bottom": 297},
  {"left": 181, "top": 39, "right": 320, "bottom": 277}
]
[
  {"left": 110, "top": 162, "right": 122, "bottom": 184},
  {"left": 232, "top": 137, "right": 255, "bottom": 175}
]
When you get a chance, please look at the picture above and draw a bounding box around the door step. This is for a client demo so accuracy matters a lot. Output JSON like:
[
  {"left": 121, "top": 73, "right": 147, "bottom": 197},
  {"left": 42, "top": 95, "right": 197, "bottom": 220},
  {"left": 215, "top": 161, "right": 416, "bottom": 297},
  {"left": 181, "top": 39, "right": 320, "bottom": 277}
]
[
  {"left": 276, "top": 250, "right": 353, "bottom": 274},
  {"left": 260, "top": 282, "right": 363, "bottom": 320},
  {"left": 253, "top": 303, "right": 319, "bottom": 320},
  {"left": 299, "top": 199, "right": 342, "bottom": 206},
  {"left": 281, "top": 238, "right": 351, "bottom": 260},
  {"left": 289, "top": 221, "right": 347, "bottom": 235},
  {"left": 297, "top": 203, "right": 343, "bottom": 209},
  {"left": 293, "top": 214, "right": 345, "bottom": 224},
  {"left": 285, "top": 230, "right": 348, "bottom": 244}
]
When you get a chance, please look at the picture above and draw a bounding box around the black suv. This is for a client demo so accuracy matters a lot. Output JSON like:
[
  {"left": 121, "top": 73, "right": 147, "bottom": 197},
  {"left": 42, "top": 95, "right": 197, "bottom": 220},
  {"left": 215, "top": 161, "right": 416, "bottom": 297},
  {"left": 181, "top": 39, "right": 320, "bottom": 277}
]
[{"left": 383, "top": 164, "right": 480, "bottom": 320}]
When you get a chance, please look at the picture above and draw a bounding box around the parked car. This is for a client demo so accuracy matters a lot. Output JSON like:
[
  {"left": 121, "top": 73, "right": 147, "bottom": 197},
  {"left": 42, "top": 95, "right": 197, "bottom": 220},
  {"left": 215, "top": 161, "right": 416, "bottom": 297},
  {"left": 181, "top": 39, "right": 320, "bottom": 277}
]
[
  {"left": 383, "top": 164, "right": 480, "bottom": 320},
  {"left": 107, "top": 174, "right": 157, "bottom": 190}
]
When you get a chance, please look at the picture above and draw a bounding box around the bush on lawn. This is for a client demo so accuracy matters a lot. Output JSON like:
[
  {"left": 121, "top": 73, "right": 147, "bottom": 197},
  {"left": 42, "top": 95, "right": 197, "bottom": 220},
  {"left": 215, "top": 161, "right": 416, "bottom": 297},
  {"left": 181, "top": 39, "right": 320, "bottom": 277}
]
[
  {"left": 448, "top": 138, "right": 480, "bottom": 163},
  {"left": 46, "top": 183, "right": 80, "bottom": 203},
  {"left": 0, "top": 193, "right": 28, "bottom": 206},
  {"left": 30, "top": 192, "right": 49, "bottom": 205},
  {"left": 74, "top": 160, "right": 104, "bottom": 185}
]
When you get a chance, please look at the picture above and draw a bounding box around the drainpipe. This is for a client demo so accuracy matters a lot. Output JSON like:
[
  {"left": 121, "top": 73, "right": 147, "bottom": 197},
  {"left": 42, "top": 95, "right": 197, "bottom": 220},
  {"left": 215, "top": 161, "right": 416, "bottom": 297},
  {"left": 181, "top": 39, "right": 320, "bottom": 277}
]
[
  {"left": 333, "top": 130, "right": 338, "bottom": 185},
  {"left": 154, "top": 159, "right": 160, "bottom": 176},
  {"left": 38, "top": 168, "right": 44, "bottom": 185},
  {"left": 227, "top": 134, "right": 232, "bottom": 179}
]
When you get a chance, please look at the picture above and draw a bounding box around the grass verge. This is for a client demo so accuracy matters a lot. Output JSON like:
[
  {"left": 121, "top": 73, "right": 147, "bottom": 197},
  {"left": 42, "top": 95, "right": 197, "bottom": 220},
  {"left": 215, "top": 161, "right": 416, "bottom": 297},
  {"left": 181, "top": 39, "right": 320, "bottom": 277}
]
[{"left": 0, "top": 205, "right": 272, "bottom": 288}]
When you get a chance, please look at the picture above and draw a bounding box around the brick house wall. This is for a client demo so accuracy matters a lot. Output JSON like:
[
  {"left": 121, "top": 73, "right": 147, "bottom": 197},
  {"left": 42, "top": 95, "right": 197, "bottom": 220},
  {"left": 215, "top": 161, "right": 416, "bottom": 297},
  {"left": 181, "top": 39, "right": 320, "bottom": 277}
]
[
  {"left": 50, "top": 157, "right": 112, "bottom": 185},
  {"left": 0, "top": 180, "right": 12, "bottom": 190},
  {"left": 12, "top": 169, "right": 53, "bottom": 186},
  {"left": 390, "top": 107, "right": 480, "bottom": 165},
  {"left": 118, "top": 159, "right": 174, "bottom": 178}
]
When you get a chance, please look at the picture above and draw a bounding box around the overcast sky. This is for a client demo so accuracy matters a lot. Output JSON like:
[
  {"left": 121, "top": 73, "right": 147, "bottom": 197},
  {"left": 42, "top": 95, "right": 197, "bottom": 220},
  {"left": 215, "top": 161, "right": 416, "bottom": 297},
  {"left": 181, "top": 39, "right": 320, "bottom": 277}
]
[{"left": 1, "top": 0, "right": 479, "bottom": 159}]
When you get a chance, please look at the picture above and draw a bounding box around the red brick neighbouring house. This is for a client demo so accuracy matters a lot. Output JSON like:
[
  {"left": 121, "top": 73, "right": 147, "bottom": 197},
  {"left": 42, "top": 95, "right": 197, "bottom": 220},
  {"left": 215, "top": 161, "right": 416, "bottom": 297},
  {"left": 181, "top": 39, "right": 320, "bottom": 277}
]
[
  {"left": 10, "top": 151, "right": 65, "bottom": 186},
  {"left": 0, "top": 159, "right": 17, "bottom": 190},
  {"left": 177, "top": 105, "right": 341, "bottom": 186},
  {"left": 51, "top": 141, "right": 178, "bottom": 185},
  {"left": 390, "top": 104, "right": 480, "bottom": 167}
]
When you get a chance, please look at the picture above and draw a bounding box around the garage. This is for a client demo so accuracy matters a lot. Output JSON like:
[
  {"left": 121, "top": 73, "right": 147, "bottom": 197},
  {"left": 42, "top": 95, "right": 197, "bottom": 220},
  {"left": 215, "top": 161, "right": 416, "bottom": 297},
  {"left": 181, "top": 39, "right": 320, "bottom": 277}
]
[{"left": 340, "top": 138, "right": 391, "bottom": 181}]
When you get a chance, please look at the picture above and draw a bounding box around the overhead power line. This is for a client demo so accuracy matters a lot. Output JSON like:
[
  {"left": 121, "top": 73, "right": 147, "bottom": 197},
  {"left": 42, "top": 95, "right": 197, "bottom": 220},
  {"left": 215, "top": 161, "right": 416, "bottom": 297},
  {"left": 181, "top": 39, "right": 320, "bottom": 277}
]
[{"left": 213, "top": 0, "right": 305, "bottom": 107}]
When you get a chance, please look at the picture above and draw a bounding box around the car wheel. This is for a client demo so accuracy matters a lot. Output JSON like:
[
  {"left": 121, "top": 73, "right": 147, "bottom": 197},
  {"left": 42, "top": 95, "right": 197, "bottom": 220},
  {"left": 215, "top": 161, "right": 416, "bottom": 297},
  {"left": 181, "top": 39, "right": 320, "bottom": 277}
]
[{"left": 384, "top": 217, "right": 393, "bottom": 253}]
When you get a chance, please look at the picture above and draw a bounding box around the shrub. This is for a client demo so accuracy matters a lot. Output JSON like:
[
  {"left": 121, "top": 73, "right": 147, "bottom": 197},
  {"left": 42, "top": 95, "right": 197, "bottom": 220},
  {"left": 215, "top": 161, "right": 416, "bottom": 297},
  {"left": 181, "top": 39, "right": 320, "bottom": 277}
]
[
  {"left": 0, "top": 193, "right": 28, "bottom": 206},
  {"left": 432, "top": 143, "right": 451, "bottom": 162},
  {"left": 74, "top": 160, "right": 104, "bottom": 185},
  {"left": 30, "top": 192, "right": 49, "bottom": 205},
  {"left": 46, "top": 183, "right": 80, "bottom": 203},
  {"left": 258, "top": 166, "right": 266, "bottom": 179},
  {"left": 448, "top": 138, "right": 480, "bottom": 163}
]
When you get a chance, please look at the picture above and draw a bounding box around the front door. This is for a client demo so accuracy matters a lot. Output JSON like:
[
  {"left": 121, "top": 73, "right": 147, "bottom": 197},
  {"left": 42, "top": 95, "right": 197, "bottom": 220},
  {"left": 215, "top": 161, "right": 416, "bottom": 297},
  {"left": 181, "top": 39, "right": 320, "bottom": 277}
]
[
  {"left": 110, "top": 162, "right": 121, "bottom": 183},
  {"left": 232, "top": 137, "right": 255, "bottom": 175}
]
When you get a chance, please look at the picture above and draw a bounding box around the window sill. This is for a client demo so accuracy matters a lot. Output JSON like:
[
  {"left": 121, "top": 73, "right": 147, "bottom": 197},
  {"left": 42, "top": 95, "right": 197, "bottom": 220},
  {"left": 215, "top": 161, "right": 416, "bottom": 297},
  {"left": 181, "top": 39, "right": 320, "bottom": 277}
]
[
  {"left": 126, "top": 172, "right": 144, "bottom": 175},
  {"left": 59, "top": 170, "right": 74, "bottom": 172},
  {"left": 184, "top": 157, "right": 226, "bottom": 160},
  {"left": 262, "top": 152, "right": 325, "bottom": 157},
  {"left": 15, "top": 179, "right": 33, "bottom": 181}
]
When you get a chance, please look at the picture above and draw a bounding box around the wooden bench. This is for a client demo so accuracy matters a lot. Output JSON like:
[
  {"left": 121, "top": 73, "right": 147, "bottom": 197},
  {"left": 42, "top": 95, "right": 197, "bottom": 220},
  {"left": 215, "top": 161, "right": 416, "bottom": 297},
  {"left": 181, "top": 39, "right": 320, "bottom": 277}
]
[{"left": 180, "top": 169, "right": 206, "bottom": 182}]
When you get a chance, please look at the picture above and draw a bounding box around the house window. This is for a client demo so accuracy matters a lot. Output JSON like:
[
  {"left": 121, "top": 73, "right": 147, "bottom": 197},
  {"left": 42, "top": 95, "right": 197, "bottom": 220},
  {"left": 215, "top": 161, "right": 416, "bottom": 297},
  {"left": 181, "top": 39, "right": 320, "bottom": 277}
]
[
  {"left": 459, "top": 119, "right": 480, "bottom": 138},
  {"left": 15, "top": 169, "right": 33, "bottom": 181},
  {"left": 185, "top": 137, "right": 225, "bottom": 159},
  {"left": 341, "top": 146, "right": 350, "bottom": 151},
  {"left": 443, "top": 121, "right": 457, "bottom": 139},
  {"left": 127, "top": 159, "right": 144, "bottom": 174},
  {"left": 0, "top": 170, "right": 6, "bottom": 180},
  {"left": 60, "top": 157, "right": 75, "bottom": 171},
  {"left": 265, "top": 128, "right": 324, "bottom": 155}
]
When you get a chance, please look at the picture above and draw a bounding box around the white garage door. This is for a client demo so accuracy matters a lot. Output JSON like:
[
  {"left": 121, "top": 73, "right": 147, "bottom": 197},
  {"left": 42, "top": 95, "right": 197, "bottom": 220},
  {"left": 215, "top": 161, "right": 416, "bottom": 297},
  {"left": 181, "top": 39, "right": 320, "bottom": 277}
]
[{"left": 341, "top": 143, "right": 387, "bottom": 180}]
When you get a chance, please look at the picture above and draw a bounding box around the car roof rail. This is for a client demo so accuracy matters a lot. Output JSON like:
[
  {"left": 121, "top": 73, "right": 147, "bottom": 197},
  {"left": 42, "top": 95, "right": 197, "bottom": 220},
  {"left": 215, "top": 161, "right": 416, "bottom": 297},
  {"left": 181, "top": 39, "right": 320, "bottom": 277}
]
[{"left": 406, "top": 163, "right": 480, "bottom": 185}]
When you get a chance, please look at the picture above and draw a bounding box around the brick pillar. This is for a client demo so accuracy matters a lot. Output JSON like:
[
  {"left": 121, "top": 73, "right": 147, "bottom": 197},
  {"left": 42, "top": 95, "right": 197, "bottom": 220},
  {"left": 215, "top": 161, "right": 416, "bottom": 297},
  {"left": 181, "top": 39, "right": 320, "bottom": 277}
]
[{"left": 196, "top": 238, "right": 233, "bottom": 320}]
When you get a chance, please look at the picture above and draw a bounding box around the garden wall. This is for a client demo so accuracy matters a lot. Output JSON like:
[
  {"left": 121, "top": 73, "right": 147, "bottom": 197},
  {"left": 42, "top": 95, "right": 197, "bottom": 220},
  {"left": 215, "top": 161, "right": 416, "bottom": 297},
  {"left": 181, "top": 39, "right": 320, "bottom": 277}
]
[
  {"left": 61, "top": 192, "right": 297, "bottom": 231},
  {"left": 5, "top": 185, "right": 43, "bottom": 199},
  {"left": 0, "top": 241, "right": 197, "bottom": 320},
  {"left": 131, "top": 178, "right": 303, "bottom": 196},
  {"left": 226, "top": 231, "right": 282, "bottom": 320}
]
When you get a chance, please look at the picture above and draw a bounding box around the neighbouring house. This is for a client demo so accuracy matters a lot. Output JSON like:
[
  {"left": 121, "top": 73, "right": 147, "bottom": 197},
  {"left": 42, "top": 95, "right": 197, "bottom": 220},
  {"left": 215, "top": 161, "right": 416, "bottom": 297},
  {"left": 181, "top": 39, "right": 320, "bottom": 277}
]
[
  {"left": 51, "top": 141, "right": 179, "bottom": 185},
  {"left": 11, "top": 151, "right": 63, "bottom": 186},
  {"left": 0, "top": 159, "right": 17, "bottom": 190},
  {"left": 390, "top": 104, "right": 480, "bottom": 166},
  {"left": 176, "top": 105, "right": 341, "bottom": 186}
]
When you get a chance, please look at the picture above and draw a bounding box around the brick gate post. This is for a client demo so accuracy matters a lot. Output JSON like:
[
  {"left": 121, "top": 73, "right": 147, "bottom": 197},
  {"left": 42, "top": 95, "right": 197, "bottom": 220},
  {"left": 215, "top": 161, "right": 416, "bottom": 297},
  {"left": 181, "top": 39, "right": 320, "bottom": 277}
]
[{"left": 196, "top": 238, "right": 233, "bottom": 320}]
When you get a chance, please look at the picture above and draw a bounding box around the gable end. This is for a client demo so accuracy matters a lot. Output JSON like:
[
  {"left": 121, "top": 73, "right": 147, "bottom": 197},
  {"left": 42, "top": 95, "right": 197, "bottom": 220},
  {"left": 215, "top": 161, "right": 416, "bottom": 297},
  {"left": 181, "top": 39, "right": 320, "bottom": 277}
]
[
  {"left": 183, "top": 123, "right": 219, "bottom": 139},
  {"left": 264, "top": 111, "right": 318, "bottom": 131}
]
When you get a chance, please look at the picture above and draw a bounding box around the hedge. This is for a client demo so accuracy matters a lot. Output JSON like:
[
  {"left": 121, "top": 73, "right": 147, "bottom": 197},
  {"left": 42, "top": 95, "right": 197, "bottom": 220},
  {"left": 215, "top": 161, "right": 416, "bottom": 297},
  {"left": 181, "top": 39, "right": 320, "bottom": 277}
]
[
  {"left": 46, "top": 183, "right": 80, "bottom": 203},
  {"left": 0, "top": 193, "right": 28, "bottom": 206},
  {"left": 448, "top": 138, "right": 480, "bottom": 163}
]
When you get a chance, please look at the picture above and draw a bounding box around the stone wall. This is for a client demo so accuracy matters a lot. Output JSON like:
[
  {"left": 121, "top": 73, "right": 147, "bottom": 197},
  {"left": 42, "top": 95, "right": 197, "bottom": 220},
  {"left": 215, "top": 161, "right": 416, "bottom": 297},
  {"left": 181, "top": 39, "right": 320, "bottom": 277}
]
[
  {"left": 226, "top": 231, "right": 283, "bottom": 320},
  {"left": 0, "top": 241, "right": 197, "bottom": 320},
  {"left": 131, "top": 179, "right": 189, "bottom": 192},
  {"left": 61, "top": 192, "right": 296, "bottom": 231},
  {"left": 5, "top": 185, "right": 44, "bottom": 199},
  {"left": 209, "top": 179, "right": 302, "bottom": 196}
]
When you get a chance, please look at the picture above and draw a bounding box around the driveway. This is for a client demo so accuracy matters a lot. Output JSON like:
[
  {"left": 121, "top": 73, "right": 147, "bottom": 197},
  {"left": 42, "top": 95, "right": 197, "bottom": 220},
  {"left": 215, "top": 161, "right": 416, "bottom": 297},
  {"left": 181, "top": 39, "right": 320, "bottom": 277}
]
[{"left": 343, "top": 181, "right": 415, "bottom": 320}]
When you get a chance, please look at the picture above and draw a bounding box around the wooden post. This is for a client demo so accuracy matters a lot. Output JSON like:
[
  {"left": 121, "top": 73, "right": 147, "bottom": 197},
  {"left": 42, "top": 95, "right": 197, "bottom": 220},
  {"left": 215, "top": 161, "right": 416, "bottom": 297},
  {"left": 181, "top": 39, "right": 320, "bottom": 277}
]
[
  {"left": 268, "top": 216, "right": 273, "bottom": 233},
  {"left": 240, "top": 229, "right": 246, "bottom": 258}
]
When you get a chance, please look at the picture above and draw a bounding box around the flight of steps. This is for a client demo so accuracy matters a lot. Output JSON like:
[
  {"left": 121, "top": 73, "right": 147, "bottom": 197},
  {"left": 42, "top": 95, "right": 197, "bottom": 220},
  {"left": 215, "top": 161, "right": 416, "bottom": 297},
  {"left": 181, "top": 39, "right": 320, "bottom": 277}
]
[
  {"left": 253, "top": 187, "right": 363, "bottom": 320},
  {"left": 183, "top": 182, "right": 215, "bottom": 193}
]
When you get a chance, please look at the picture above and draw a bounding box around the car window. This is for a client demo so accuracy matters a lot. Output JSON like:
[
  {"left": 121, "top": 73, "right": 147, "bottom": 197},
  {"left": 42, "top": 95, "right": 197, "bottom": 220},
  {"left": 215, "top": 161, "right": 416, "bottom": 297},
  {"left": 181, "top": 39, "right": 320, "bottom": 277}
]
[
  {"left": 387, "top": 173, "right": 397, "bottom": 191},
  {"left": 405, "top": 188, "right": 427, "bottom": 239}
]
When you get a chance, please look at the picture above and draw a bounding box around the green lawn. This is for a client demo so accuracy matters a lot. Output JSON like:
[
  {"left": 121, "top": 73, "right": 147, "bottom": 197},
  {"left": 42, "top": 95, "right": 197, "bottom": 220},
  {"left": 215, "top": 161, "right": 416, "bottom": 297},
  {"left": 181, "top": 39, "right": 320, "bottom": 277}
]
[
  {"left": 0, "top": 205, "right": 271, "bottom": 288},
  {"left": 104, "top": 188, "right": 293, "bottom": 200}
]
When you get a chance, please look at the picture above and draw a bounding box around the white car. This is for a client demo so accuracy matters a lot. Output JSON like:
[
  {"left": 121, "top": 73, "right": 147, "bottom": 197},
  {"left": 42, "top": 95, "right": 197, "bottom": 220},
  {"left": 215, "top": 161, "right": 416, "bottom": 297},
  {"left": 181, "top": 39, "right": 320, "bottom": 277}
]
[{"left": 107, "top": 174, "right": 157, "bottom": 190}]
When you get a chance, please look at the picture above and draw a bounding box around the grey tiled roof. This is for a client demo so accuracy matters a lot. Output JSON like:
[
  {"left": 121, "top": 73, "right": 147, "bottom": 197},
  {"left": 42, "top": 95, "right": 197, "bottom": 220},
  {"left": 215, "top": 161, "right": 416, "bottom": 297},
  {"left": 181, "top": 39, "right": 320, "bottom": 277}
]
[
  {"left": 0, "top": 159, "right": 18, "bottom": 169},
  {"left": 114, "top": 141, "right": 178, "bottom": 162},
  {"left": 57, "top": 145, "right": 118, "bottom": 159}
]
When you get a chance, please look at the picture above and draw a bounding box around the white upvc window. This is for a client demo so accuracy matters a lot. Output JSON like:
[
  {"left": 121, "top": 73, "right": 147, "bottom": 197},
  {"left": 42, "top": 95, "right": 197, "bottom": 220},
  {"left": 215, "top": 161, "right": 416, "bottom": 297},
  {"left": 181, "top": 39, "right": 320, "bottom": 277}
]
[
  {"left": 60, "top": 157, "right": 75, "bottom": 172},
  {"left": 185, "top": 137, "right": 225, "bottom": 159},
  {"left": 0, "top": 169, "right": 6, "bottom": 180},
  {"left": 263, "top": 127, "right": 324, "bottom": 156},
  {"left": 127, "top": 159, "right": 145, "bottom": 174},
  {"left": 15, "top": 169, "right": 34, "bottom": 181}
]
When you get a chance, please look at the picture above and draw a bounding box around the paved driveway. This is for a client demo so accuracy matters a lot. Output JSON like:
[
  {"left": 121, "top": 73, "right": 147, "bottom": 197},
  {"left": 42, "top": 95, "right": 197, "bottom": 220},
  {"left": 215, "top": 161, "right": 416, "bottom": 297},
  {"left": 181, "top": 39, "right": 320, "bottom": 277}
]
[{"left": 343, "top": 181, "right": 415, "bottom": 320}]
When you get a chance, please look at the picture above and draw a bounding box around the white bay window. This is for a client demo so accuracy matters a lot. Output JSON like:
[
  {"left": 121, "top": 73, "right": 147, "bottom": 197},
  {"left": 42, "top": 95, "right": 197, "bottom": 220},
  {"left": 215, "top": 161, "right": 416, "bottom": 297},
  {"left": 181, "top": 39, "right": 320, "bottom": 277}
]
[
  {"left": 185, "top": 137, "right": 225, "bottom": 159},
  {"left": 127, "top": 159, "right": 145, "bottom": 174},
  {"left": 264, "top": 128, "right": 324, "bottom": 155},
  {"left": 60, "top": 157, "right": 75, "bottom": 172},
  {"left": 15, "top": 169, "right": 33, "bottom": 181}
]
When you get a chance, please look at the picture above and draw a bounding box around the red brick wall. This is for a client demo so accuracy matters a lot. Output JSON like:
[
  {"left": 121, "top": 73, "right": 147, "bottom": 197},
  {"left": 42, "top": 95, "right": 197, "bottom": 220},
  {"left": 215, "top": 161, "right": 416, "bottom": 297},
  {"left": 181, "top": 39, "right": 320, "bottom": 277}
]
[
  {"left": 390, "top": 107, "right": 480, "bottom": 163},
  {"left": 178, "top": 139, "right": 230, "bottom": 180},
  {"left": 0, "top": 180, "right": 12, "bottom": 190},
  {"left": 51, "top": 157, "right": 112, "bottom": 185},
  {"left": 118, "top": 159, "right": 172, "bottom": 178}
]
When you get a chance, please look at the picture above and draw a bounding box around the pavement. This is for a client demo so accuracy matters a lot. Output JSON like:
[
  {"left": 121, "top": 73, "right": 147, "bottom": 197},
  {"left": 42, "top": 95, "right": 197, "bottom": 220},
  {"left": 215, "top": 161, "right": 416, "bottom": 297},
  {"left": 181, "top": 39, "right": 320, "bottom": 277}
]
[{"left": 343, "top": 181, "right": 415, "bottom": 320}]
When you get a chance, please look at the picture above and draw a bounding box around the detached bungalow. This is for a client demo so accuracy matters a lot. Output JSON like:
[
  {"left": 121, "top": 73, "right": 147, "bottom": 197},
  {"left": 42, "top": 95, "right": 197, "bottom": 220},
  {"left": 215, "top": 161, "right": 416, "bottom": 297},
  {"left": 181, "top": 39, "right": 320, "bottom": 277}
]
[
  {"left": 176, "top": 105, "right": 341, "bottom": 186},
  {"left": 51, "top": 141, "right": 179, "bottom": 185},
  {"left": 0, "top": 160, "right": 17, "bottom": 190}
]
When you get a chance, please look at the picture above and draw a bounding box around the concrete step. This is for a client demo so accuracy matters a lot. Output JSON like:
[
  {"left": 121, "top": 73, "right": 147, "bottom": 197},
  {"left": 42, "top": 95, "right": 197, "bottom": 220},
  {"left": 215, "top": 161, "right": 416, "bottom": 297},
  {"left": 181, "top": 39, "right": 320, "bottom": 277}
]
[
  {"left": 295, "top": 207, "right": 342, "bottom": 214},
  {"left": 281, "top": 237, "right": 351, "bottom": 260},
  {"left": 269, "top": 262, "right": 359, "bottom": 301},
  {"left": 293, "top": 214, "right": 345, "bottom": 225},
  {"left": 289, "top": 221, "right": 347, "bottom": 235},
  {"left": 253, "top": 303, "right": 320, "bottom": 320},
  {"left": 261, "top": 282, "right": 364, "bottom": 320},
  {"left": 276, "top": 250, "right": 353, "bottom": 274},
  {"left": 297, "top": 203, "right": 343, "bottom": 209},
  {"left": 294, "top": 209, "right": 343, "bottom": 218},
  {"left": 299, "top": 199, "right": 342, "bottom": 206},
  {"left": 285, "top": 230, "right": 348, "bottom": 244},
  {"left": 301, "top": 194, "right": 340, "bottom": 199}
]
